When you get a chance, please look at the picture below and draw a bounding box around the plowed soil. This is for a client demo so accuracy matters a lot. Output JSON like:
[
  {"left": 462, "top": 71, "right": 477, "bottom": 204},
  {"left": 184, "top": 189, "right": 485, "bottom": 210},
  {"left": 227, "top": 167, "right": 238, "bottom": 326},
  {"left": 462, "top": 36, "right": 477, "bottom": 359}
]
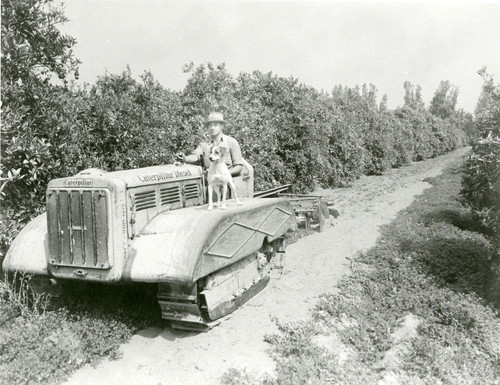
[{"left": 65, "top": 147, "right": 470, "bottom": 385}]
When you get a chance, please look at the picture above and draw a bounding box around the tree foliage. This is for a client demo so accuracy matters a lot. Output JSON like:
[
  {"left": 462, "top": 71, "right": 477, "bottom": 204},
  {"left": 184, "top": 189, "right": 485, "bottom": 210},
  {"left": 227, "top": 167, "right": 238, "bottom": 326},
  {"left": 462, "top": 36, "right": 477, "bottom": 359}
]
[
  {"left": 1, "top": 0, "right": 82, "bottom": 254},
  {"left": 1, "top": 0, "right": 80, "bottom": 204},
  {"left": 403, "top": 81, "right": 424, "bottom": 110},
  {"left": 1, "top": 0, "right": 80, "bottom": 83},
  {"left": 462, "top": 68, "right": 500, "bottom": 245},
  {"left": 430, "top": 80, "right": 459, "bottom": 119}
]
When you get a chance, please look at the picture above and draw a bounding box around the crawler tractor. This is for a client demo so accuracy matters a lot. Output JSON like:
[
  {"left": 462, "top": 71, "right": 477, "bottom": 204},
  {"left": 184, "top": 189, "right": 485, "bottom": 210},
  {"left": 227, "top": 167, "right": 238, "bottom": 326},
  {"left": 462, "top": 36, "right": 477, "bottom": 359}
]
[{"left": 3, "top": 160, "right": 328, "bottom": 331}]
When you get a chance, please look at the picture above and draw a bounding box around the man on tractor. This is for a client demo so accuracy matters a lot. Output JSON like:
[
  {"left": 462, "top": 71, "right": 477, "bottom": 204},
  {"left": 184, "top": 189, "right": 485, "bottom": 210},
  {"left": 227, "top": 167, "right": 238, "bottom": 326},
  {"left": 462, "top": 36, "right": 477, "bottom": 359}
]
[{"left": 176, "top": 112, "right": 243, "bottom": 177}]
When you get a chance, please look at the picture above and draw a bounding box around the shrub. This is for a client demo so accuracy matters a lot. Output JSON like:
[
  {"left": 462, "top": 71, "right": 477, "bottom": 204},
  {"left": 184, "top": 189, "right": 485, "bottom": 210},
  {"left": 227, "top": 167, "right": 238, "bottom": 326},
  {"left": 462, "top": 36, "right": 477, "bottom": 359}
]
[
  {"left": 461, "top": 69, "right": 500, "bottom": 247},
  {"left": 0, "top": 279, "right": 161, "bottom": 385}
]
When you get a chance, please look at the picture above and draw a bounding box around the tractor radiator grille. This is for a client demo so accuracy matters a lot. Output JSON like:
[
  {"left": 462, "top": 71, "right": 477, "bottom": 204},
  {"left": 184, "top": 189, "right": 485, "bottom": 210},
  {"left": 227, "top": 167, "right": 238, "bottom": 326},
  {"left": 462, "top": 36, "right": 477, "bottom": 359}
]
[
  {"left": 47, "top": 189, "right": 110, "bottom": 269},
  {"left": 132, "top": 181, "right": 201, "bottom": 214},
  {"left": 135, "top": 190, "right": 156, "bottom": 211},
  {"left": 160, "top": 186, "right": 180, "bottom": 206},
  {"left": 184, "top": 183, "right": 199, "bottom": 200}
]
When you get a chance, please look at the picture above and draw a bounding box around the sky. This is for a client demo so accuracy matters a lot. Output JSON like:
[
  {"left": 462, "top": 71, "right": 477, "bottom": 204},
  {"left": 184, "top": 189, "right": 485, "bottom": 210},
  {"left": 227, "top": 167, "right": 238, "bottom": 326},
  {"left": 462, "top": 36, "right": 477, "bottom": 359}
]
[{"left": 60, "top": 0, "right": 500, "bottom": 113}]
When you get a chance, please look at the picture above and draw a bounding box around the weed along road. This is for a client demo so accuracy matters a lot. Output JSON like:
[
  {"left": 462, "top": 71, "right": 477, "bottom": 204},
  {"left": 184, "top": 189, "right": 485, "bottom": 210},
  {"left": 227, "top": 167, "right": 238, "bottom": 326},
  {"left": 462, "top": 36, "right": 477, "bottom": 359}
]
[{"left": 64, "top": 148, "right": 471, "bottom": 385}]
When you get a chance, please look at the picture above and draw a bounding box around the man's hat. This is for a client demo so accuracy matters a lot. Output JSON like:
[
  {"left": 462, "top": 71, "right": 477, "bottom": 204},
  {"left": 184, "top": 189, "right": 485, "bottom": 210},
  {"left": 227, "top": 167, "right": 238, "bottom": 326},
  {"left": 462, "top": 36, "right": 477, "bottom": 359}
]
[{"left": 205, "top": 112, "right": 226, "bottom": 125}]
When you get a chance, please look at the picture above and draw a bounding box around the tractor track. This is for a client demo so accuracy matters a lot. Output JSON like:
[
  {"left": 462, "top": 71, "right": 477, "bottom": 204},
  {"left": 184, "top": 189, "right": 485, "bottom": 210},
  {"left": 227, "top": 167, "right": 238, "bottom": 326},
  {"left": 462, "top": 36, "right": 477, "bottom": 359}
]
[{"left": 65, "top": 147, "right": 470, "bottom": 385}]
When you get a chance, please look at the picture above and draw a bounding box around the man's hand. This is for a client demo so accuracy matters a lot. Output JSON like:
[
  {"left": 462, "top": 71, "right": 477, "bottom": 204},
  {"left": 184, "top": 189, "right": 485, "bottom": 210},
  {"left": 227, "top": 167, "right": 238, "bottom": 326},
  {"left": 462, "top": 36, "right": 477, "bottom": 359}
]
[{"left": 175, "top": 152, "right": 186, "bottom": 163}]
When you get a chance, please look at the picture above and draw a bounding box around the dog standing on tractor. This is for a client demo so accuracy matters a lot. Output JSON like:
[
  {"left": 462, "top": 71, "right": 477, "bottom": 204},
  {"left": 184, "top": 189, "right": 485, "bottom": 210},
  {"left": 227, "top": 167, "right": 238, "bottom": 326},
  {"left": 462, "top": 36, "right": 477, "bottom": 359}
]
[{"left": 207, "top": 145, "right": 242, "bottom": 211}]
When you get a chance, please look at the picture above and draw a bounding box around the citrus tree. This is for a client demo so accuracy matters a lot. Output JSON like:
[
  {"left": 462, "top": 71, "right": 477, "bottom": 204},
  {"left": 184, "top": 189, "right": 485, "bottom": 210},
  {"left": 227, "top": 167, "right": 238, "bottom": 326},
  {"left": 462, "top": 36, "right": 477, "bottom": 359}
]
[{"left": 1, "top": 0, "right": 80, "bottom": 255}]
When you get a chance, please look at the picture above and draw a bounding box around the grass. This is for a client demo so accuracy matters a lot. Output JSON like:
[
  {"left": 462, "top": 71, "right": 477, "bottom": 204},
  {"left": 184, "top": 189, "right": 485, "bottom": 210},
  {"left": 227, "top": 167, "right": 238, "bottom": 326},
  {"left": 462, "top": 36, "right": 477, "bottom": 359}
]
[
  {"left": 0, "top": 279, "right": 161, "bottom": 385},
  {"left": 222, "top": 161, "right": 500, "bottom": 384}
]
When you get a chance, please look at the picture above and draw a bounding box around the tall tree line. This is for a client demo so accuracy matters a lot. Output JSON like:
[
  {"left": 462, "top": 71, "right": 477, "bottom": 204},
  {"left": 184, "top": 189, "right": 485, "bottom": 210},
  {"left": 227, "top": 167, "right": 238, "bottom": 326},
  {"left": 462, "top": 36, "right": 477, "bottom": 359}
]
[{"left": 0, "top": 0, "right": 476, "bottom": 256}]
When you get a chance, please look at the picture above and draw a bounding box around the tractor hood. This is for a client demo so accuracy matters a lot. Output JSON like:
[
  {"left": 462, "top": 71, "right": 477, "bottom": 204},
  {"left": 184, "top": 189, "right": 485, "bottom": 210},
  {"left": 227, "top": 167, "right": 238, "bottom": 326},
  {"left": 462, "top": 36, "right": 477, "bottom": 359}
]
[{"left": 122, "top": 197, "right": 296, "bottom": 284}]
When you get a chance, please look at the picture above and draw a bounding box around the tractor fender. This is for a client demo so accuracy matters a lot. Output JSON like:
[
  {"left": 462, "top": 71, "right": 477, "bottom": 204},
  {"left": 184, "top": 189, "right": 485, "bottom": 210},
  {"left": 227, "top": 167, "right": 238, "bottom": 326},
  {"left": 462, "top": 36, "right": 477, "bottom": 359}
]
[
  {"left": 2, "top": 213, "right": 50, "bottom": 276},
  {"left": 122, "top": 197, "right": 295, "bottom": 285}
]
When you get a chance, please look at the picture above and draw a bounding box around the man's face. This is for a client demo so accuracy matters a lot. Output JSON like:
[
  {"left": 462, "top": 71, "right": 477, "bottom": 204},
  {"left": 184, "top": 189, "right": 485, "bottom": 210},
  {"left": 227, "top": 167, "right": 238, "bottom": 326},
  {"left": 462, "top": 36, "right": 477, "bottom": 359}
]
[{"left": 207, "top": 122, "right": 223, "bottom": 138}]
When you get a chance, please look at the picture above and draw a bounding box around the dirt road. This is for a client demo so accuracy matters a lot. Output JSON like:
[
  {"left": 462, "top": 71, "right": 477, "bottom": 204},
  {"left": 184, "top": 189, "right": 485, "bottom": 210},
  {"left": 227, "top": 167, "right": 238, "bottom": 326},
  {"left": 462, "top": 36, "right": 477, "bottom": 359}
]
[{"left": 65, "top": 147, "right": 470, "bottom": 385}]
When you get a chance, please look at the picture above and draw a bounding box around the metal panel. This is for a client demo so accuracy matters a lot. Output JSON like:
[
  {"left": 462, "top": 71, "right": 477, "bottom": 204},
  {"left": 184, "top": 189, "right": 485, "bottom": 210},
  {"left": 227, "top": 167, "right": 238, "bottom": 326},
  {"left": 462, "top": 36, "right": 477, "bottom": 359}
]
[
  {"left": 183, "top": 181, "right": 202, "bottom": 209},
  {"left": 184, "top": 182, "right": 199, "bottom": 201},
  {"left": 46, "top": 191, "right": 60, "bottom": 263},
  {"left": 70, "top": 191, "right": 83, "bottom": 266},
  {"left": 257, "top": 207, "right": 291, "bottom": 236},
  {"left": 206, "top": 225, "right": 255, "bottom": 258},
  {"left": 94, "top": 191, "right": 109, "bottom": 268},
  {"left": 135, "top": 190, "right": 156, "bottom": 211},
  {"left": 58, "top": 191, "right": 71, "bottom": 264},
  {"left": 206, "top": 207, "right": 292, "bottom": 259},
  {"left": 82, "top": 191, "right": 96, "bottom": 267},
  {"left": 160, "top": 185, "right": 181, "bottom": 206},
  {"left": 47, "top": 189, "right": 110, "bottom": 269}
]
